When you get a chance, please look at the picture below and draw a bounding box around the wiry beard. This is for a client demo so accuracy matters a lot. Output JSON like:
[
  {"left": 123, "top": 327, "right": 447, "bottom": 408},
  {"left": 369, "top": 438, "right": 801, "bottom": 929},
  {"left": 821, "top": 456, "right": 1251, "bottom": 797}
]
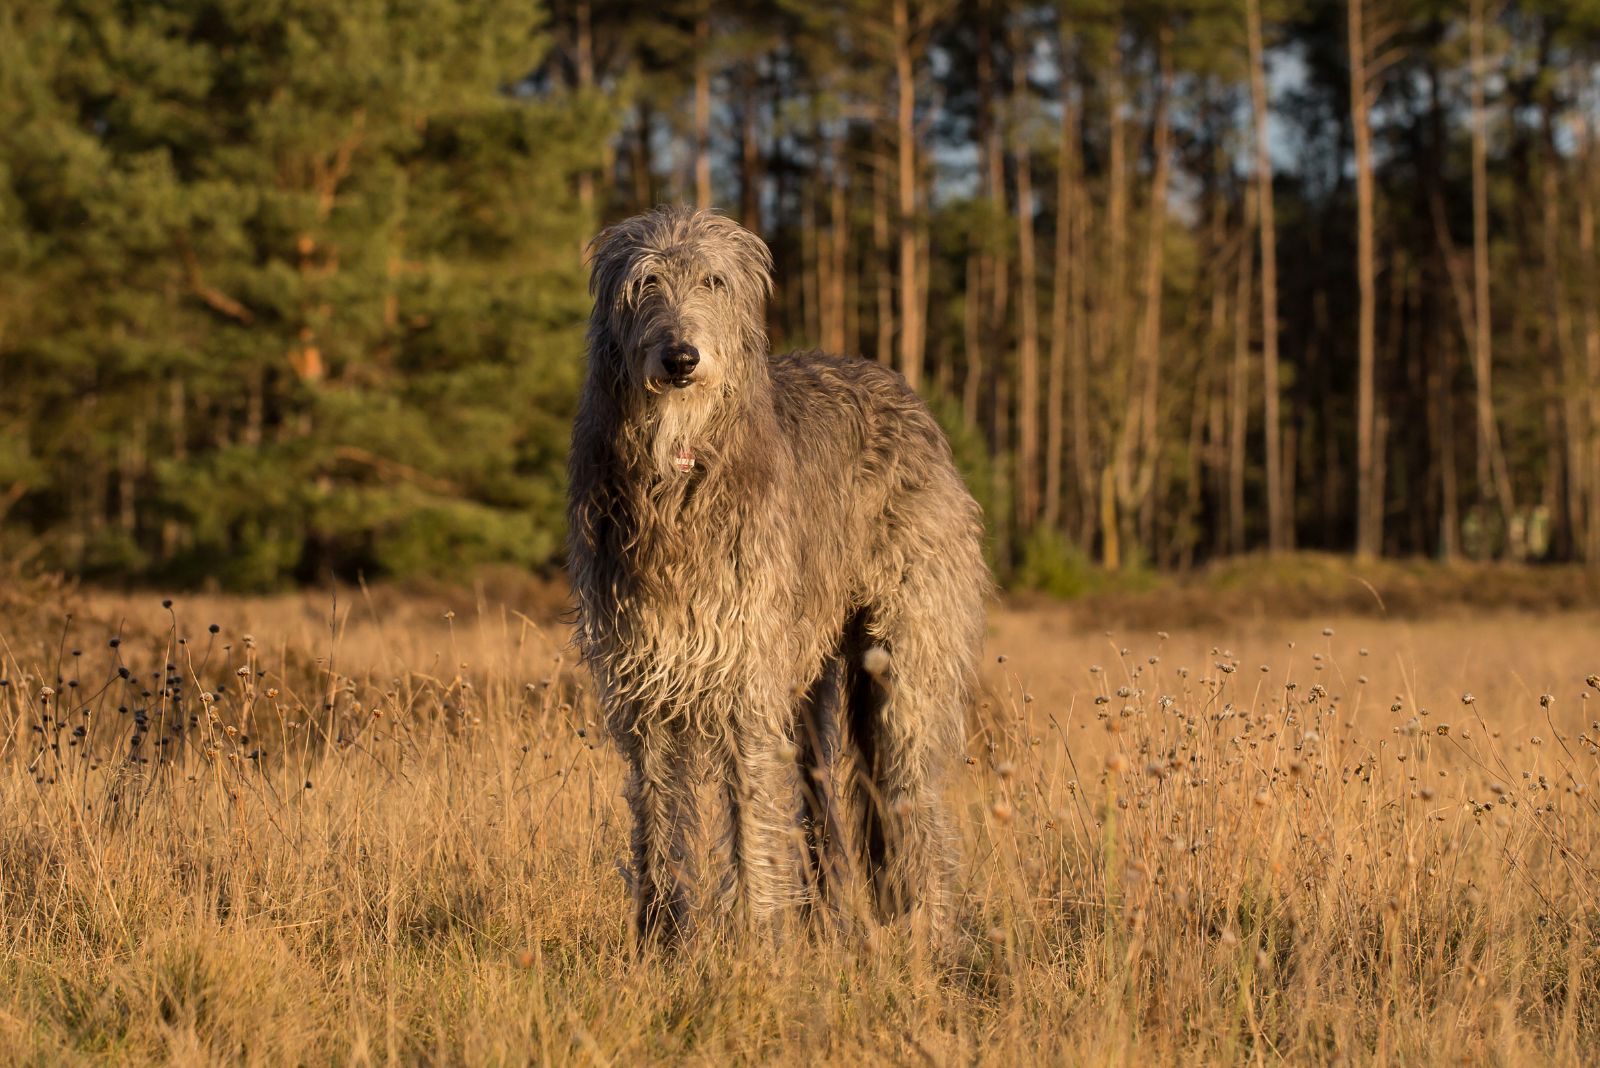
[{"left": 644, "top": 385, "right": 720, "bottom": 480}]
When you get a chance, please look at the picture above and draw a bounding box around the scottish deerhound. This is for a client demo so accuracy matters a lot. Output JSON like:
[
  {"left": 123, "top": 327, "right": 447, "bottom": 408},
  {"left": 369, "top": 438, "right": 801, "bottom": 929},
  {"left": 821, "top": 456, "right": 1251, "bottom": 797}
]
[{"left": 567, "top": 207, "right": 988, "bottom": 947}]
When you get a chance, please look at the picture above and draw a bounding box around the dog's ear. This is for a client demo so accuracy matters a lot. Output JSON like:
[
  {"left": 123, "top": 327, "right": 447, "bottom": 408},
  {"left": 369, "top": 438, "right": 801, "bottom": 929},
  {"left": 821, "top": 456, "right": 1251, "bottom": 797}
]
[
  {"left": 585, "top": 218, "right": 638, "bottom": 302},
  {"left": 712, "top": 215, "right": 774, "bottom": 302},
  {"left": 735, "top": 226, "right": 774, "bottom": 301}
]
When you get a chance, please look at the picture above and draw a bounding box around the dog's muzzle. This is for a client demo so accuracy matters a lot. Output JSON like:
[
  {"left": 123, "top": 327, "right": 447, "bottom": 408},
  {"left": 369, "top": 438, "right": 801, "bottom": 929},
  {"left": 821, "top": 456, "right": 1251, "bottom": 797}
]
[{"left": 660, "top": 342, "right": 699, "bottom": 388}]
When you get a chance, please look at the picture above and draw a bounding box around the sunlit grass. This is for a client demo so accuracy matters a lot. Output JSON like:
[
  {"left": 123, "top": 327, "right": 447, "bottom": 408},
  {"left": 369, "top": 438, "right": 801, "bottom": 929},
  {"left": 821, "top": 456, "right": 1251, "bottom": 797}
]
[{"left": 2, "top": 587, "right": 1598, "bottom": 1064}]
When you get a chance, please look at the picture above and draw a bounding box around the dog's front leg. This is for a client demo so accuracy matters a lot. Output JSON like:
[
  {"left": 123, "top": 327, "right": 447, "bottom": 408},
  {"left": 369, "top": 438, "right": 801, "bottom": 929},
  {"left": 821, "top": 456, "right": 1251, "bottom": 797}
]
[
  {"left": 622, "top": 726, "right": 699, "bottom": 949},
  {"left": 721, "top": 709, "right": 804, "bottom": 938}
]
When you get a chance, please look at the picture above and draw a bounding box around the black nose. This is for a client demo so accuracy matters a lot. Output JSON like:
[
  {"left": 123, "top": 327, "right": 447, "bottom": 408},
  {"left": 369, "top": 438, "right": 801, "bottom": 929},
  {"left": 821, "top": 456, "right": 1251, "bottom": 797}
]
[{"left": 662, "top": 343, "right": 699, "bottom": 379}]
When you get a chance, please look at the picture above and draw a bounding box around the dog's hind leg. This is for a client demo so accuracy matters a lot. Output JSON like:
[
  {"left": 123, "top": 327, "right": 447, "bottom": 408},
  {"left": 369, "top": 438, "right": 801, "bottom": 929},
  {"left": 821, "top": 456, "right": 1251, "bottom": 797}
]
[
  {"left": 848, "top": 563, "right": 981, "bottom": 944},
  {"left": 796, "top": 657, "right": 851, "bottom": 920}
]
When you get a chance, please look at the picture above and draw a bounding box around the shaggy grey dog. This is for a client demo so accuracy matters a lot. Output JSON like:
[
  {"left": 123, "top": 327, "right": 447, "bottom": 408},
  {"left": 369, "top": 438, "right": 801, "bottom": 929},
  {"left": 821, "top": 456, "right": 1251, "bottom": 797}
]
[{"left": 567, "top": 207, "right": 988, "bottom": 947}]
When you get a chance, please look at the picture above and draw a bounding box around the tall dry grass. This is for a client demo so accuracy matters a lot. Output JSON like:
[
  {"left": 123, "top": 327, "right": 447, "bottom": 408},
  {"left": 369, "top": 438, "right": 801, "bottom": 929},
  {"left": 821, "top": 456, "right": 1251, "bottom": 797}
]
[{"left": 2, "top": 585, "right": 1599, "bottom": 1064}]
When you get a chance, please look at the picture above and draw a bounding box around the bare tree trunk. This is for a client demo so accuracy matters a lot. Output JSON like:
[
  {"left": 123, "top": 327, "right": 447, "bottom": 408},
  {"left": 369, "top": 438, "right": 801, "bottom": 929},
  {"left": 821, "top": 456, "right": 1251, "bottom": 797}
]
[
  {"left": 1581, "top": 125, "right": 1600, "bottom": 562},
  {"left": 1204, "top": 154, "right": 1231, "bottom": 553},
  {"left": 1282, "top": 422, "right": 1297, "bottom": 550},
  {"left": 846, "top": 227, "right": 862, "bottom": 359},
  {"left": 981, "top": 5, "right": 1010, "bottom": 463},
  {"left": 892, "top": 0, "right": 922, "bottom": 391},
  {"left": 632, "top": 100, "right": 655, "bottom": 213},
  {"left": 1044, "top": 29, "right": 1079, "bottom": 532},
  {"left": 1231, "top": 189, "right": 1256, "bottom": 555},
  {"left": 1135, "top": 39, "right": 1171, "bottom": 513},
  {"left": 1069, "top": 98, "right": 1093, "bottom": 547},
  {"left": 966, "top": 5, "right": 998, "bottom": 429},
  {"left": 1381, "top": 253, "right": 1408, "bottom": 556},
  {"left": 1469, "top": 0, "right": 1516, "bottom": 538},
  {"left": 826, "top": 144, "right": 849, "bottom": 355},
  {"left": 1541, "top": 115, "right": 1575, "bottom": 559},
  {"left": 1468, "top": 0, "right": 1492, "bottom": 503},
  {"left": 800, "top": 190, "right": 818, "bottom": 343},
  {"left": 740, "top": 64, "right": 763, "bottom": 231},
  {"left": 694, "top": 11, "right": 713, "bottom": 210},
  {"left": 994, "top": 359, "right": 1014, "bottom": 568},
  {"left": 1349, "top": 0, "right": 1379, "bottom": 557},
  {"left": 575, "top": 0, "right": 596, "bottom": 219},
  {"left": 1431, "top": 330, "right": 1462, "bottom": 560},
  {"left": 1098, "top": 34, "right": 1128, "bottom": 567},
  {"left": 918, "top": 208, "right": 934, "bottom": 387},
  {"left": 1246, "top": 0, "right": 1284, "bottom": 551},
  {"left": 1013, "top": 24, "right": 1041, "bottom": 531},
  {"left": 964, "top": 253, "right": 983, "bottom": 425},
  {"left": 1113, "top": 32, "right": 1170, "bottom": 559},
  {"left": 873, "top": 149, "right": 895, "bottom": 368}
]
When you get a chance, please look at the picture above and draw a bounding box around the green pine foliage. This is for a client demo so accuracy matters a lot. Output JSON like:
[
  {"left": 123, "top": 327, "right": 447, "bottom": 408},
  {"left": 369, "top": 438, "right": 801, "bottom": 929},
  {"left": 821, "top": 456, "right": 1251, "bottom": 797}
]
[{"left": 0, "top": 0, "right": 605, "bottom": 588}]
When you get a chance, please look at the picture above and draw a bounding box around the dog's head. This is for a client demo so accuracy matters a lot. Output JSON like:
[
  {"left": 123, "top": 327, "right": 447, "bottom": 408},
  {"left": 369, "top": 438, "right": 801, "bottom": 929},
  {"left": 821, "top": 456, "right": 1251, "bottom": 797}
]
[{"left": 585, "top": 207, "right": 773, "bottom": 403}]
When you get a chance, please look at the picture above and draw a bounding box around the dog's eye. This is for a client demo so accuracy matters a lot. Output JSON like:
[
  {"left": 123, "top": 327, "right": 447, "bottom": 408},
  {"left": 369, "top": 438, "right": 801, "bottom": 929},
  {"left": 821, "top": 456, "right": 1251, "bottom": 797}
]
[
  {"left": 642, "top": 274, "right": 660, "bottom": 290},
  {"left": 703, "top": 275, "right": 725, "bottom": 291}
]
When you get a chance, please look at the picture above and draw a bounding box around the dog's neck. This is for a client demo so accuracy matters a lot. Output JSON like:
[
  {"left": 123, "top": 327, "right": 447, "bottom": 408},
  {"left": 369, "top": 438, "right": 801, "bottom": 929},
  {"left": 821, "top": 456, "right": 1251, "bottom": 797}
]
[{"left": 616, "top": 359, "right": 775, "bottom": 485}]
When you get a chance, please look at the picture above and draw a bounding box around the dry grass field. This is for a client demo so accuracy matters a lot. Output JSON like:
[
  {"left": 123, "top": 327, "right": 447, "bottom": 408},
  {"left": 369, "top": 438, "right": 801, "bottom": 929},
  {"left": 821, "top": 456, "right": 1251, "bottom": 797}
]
[{"left": 3, "top": 572, "right": 1600, "bottom": 1065}]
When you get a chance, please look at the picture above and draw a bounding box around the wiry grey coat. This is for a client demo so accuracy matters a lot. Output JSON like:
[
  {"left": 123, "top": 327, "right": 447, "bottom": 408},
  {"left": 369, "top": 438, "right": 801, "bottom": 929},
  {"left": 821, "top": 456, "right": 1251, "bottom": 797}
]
[{"left": 567, "top": 207, "right": 988, "bottom": 946}]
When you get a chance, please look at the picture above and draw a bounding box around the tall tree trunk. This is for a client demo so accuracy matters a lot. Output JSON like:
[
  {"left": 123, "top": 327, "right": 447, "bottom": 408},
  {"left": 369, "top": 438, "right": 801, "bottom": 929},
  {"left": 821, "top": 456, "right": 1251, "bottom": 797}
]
[
  {"left": 801, "top": 190, "right": 819, "bottom": 343},
  {"left": 1231, "top": 189, "right": 1256, "bottom": 555},
  {"left": 739, "top": 63, "right": 763, "bottom": 231},
  {"left": 1013, "top": 24, "right": 1041, "bottom": 531},
  {"left": 632, "top": 100, "right": 655, "bottom": 213},
  {"left": 826, "top": 143, "right": 849, "bottom": 354},
  {"left": 575, "top": 0, "right": 596, "bottom": 219},
  {"left": 1469, "top": 0, "right": 1516, "bottom": 538},
  {"left": 966, "top": 4, "right": 998, "bottom": 429},
  {"left": 1580, "top": 125, "right": 1600, "bottom": 562},
  {"left": 874, "top": 146, "right": 895, "bottom": 368},
  {"left": 694, "top": 11, "right": 712, "bottom": 210},
  {"left": 964, "top": 252, "right": 983, "bottom": 425},
  {"left": 892, "top": 0, "right": 922, "bottom": 391},
  {"left": 1246, "top": 0, "right": 1284, "bottom": 551},
  {"left": 1098, "top": 33, "right": 1128, "bottom": 567},
  {"left": 1113, "top": 31, "right": 1170, "bottom": 558},
  {"left": 1203, "top": 148, "right": 1231, "bottom": 554},
  {"left": 1349, "top": 0, "right": 1379, "bottom": 557},
  {"left": 1541, "top": 112, "right": 1574, "bottom": 559},
  {"left": 1045, "top": 29, "right": 1079, "bottom": 532},
  {"left": 1431, "top": 328, "right": 1462, "bottom": 561},
  {"left": 981, "top": 5, "right": 1010, "bottom": 462}
]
